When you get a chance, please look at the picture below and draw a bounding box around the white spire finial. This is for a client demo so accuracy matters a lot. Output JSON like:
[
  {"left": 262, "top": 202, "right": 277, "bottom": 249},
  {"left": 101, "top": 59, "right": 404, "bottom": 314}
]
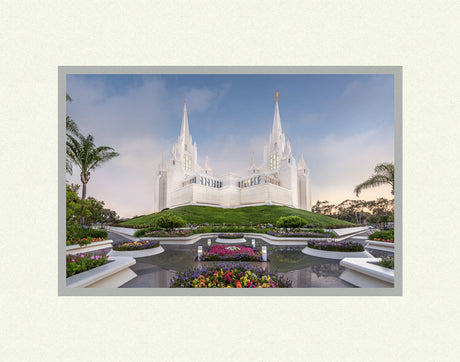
[
  {"left": 272, "top": 93, "right": 282, "bottom": 138},
  {"left": 180, "top": 100, "right": 190, "bottom": 139}
]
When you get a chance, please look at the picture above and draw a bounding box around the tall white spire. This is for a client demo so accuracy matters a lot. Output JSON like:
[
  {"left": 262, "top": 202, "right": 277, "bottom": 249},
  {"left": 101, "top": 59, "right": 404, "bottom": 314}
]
[
  {"left": 297, "top": 153, "right": 307, "bottom": 170},
  {"left": 180, "top": 98, "right": 190, "bottom": 139},
  {"left": 271, "top": 92, "right": 282, "bottom": 138}
]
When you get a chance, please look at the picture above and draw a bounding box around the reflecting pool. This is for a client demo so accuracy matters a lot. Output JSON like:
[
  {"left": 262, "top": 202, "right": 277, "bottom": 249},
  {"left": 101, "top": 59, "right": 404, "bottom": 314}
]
[{"left": 109, "top": 233, "right": 356, "bottom": 288}]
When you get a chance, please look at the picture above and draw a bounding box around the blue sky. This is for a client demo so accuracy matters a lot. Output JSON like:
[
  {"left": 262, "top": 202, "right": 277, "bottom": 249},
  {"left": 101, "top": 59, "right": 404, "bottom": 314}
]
[{"left": 66, "top": 73, "right": 394, "bottom": 218}]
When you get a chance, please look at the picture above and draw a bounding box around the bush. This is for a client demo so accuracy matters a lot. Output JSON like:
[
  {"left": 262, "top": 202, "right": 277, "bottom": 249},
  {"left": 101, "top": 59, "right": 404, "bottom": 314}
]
[
  {"left": 67, "top": 227, "right": 108, "bottom": 246},
  {"left": 369, "top": 229, "right": 394, "bottom": 241},
  {"left": 276, "top": 216, "right": 306, "bottom": 229},
  {"left": 156, "top": 214, "right": 187, "bottom": 230},
  {"left": 307, "top": 240, "right": 364, "bottom": 252},
  {"left": 378, "top": 256, "right": 394, "bottom": 269},
  {"left": 134, "top": 226, "right": 162, "bottom": 237}
]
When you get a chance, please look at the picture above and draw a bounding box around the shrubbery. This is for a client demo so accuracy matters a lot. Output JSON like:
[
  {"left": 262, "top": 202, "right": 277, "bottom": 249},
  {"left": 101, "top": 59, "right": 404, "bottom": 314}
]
[
  {"left": 134, "top": 226, "right": 163, "bottom": 237},
  {"left": 307, "top": 240, "right": 364, "bottom": 252},
  {"left": 67, "top": 227, "right": 108, "bottom": 246},
  {"left": 378, "top": 256, "right": 394, "bottom": 269},
  {"left": 369, "top": 229, "right": 394, "bottom": 241},
  {"left": 156, "top": 214, "right": 187, "bottom": 231},
  {"left": 66, "top": 253, "right": 108, "bottom": 277},
  {"left": 276, "top": 216, "right": 306, "bottom": 229}
]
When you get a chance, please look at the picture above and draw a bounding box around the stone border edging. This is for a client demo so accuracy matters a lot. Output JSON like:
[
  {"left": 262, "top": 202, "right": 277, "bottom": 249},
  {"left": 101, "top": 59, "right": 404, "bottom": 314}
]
[
  {"left": 301, "top": 246, "right": 373, "bottom": 260},
  {"left": 108, "top": 246, "right": 165, "bottom": 258},
  {"left": 215, "top": 237, "right": 247, "bottom": 244},
  {"left": 365, "top": 240, "right": 394, "bottom": 249},
  {"left": 339, "top": 257, "right": 394, "bottom": 288},
  {"left": 66, "top": 240, "right": 113, "bottom": 255},
  {"left": 66, "top": 256, "right": 137, "bottom": 288}
]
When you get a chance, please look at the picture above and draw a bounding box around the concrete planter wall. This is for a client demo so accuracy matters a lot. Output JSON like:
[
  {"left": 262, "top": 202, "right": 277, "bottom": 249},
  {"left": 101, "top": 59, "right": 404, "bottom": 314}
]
[
  {"left": 301, "top": 246, "right": 373, "bottom": 260},
  {"left": 109, "top": 246, "right": 165, "bottom": 258},
  {"left": 66, "top": 240, "right": 113, "bottom": 255},
  {"left": 215, "top": 237, "right": 247, "bottom": 244},
  {"left": 339, "top": 257, "right": 394, "bottom": 288},
  {"left": 365, "top": 240, "right": 394, "bottom": 253},
  {"left": 66, "top": 256, "right": 137, "bottom": 288}
]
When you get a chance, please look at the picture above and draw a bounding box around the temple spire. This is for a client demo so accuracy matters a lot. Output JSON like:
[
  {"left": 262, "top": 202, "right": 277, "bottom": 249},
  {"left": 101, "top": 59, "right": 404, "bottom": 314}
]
[
  {"left": 298, "top": 153, "right": 307, "bottom": 169},
  {"left": 272, "top": 92, "right": 282, "bottom": 138},
  {"left": 180, "top": 99, "right": 190, "bottom": 139}
]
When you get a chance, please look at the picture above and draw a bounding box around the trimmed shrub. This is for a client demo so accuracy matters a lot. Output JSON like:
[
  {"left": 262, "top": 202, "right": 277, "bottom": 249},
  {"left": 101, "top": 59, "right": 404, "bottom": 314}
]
[
  {"left": 156, "top": 214, "right": 186, "bottom": 230},
  {"left": 276, "top": 216, "right": 306, "bottom": 229}
]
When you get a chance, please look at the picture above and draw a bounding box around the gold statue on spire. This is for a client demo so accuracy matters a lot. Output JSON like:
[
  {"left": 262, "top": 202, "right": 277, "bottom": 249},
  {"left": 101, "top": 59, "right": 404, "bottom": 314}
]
[
  {"left": 184, "top": 98, "right": 186, "bottom": 104},
  {"left": 275, "top": 91, "right": 279, "bottom": 101}
]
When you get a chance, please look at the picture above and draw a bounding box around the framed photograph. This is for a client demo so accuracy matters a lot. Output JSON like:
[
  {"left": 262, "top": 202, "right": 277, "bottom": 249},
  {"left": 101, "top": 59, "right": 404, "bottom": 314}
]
[{"left": 59, "top": 66, "right": 401, "bottom": 296}]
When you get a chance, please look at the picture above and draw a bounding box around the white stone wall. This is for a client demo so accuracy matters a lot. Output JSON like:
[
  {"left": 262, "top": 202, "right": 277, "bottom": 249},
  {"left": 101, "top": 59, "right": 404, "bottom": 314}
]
[
  {"left": 219, "top": 187, "right": 241, "bottom": 207},
  {"left": 240, "top": 184, "right": 270, "bottom": 205}
]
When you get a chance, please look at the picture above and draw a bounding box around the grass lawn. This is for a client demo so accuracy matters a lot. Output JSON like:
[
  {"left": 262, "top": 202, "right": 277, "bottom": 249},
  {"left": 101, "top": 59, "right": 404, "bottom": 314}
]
[{"left": 120, "top": 205, "right": 355, "bottom": 227}]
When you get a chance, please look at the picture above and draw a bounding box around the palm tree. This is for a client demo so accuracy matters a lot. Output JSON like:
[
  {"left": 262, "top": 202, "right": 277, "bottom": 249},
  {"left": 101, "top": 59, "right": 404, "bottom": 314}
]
[
  {"left": 66, "top": 93, "right": 79, "bottom": 175},
  {"left": 66, "top": 133, "right": 119, "bottom": 199},
  {"left": 354, "top": 162, "right": 394, "bottom": 196}
]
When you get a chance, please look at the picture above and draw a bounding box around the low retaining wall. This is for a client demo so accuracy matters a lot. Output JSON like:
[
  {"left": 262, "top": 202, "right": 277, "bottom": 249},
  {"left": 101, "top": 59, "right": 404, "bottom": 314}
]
[
  {"left": 301, "top": 246, "right": 373, "bottom": 260},
  {"left": 66, "top": 256, "right": 137, "bottom": 288},
  {"left": 66, "top": 240, "right": 113, "bottom": 255},
  {"left": 215, "top": 237, "right": 247, "bottom": 244},
  {"left": 365, "top": 240, "right": 394, "bottom": 253},
  {"left": 339, "top": 257, "right": 394, "bottom": 288},
  {"left": 109, "top": 246, "right": 165, "bottom": 258}
]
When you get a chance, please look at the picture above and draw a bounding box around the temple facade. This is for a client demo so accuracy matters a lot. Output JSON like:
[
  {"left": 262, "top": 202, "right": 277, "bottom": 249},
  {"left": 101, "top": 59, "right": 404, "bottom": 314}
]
[{"left": 153, "top": 94, "right": 311, "bottom": 212}]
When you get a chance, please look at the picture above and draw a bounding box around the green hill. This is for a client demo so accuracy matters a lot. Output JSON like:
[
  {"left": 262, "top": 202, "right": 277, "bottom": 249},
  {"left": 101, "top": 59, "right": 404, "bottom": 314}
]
[{"left": 120, "top": 205, "right": 355, "bottom": 228}]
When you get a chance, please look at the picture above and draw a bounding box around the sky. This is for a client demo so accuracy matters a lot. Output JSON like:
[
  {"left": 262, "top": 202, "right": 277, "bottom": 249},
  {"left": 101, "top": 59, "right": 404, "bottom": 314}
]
[{"left": 66, "top": 73, "right": 394, "bottom": 218}]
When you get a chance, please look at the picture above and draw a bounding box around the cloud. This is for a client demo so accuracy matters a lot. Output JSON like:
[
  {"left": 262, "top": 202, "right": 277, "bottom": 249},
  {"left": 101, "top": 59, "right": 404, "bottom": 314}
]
[
  {"left": 67, "top": 136, "right": 169, "bottom": 218},
  {"left": 300, "top": 126, "right": 394, "bottom": 204}
]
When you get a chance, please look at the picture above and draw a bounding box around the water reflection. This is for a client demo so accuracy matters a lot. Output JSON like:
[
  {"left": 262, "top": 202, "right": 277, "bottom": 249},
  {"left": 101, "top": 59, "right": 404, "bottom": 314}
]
[{"left": 118, "top": 236, "right": 353, "bottom": 288}]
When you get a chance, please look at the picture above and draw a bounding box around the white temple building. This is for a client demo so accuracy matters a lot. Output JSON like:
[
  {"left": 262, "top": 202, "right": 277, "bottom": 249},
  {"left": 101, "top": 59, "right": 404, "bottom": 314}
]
[{"left": 153, "top": 93, "right": 311, "bottom": 212}]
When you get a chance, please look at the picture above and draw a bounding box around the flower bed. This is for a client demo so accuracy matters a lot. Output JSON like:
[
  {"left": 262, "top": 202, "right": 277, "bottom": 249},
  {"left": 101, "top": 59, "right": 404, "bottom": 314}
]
[
  {"left": 201, "top": 245, "right": 262, "bottom": 262},
  {"left": 66, "top": 237, "right": 106, "bottom": 246},
  {"left": 112, "top": 240, "right": 160, "bottom": 251},
  {"left": 369, "top": 230, "right": 394, "bottom": 242},
  {"left": 307, "top": 240, "right": 364, "bottom": 252},
  {"left": 141, "top": 229, "right": 194, "bottom": 238},
  {"left": 266, "top": 230, "right": 333, "bottom": 238},
  {"left": 378, "top": 256, "right": 394, "bottom": 269},
  {"left": 217, "top": 233, "right": 244, "bottom": 239},
  {"left": 170, "top": 263, "right": 291, "bottom": 288},
  {"left": 66, "top": 253, "right": 109, "bottom": 278}
]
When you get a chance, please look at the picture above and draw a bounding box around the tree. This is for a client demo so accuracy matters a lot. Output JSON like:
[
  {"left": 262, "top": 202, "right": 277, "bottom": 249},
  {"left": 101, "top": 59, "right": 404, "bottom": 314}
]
[
  {"left": 66, "top": 184, "right": 92, "bottom": 239},
  {"left": 66, "top": 93, "right": 80, "bottom": 175},
  {"left": 66, "top": 133, "right": 119, "bottom": 199},
  {"left": 354, "top": 162, "right": 394, "bottom": 196},
  {"left": 85, "top": 197, "right": 120, "bottom": 224}
]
